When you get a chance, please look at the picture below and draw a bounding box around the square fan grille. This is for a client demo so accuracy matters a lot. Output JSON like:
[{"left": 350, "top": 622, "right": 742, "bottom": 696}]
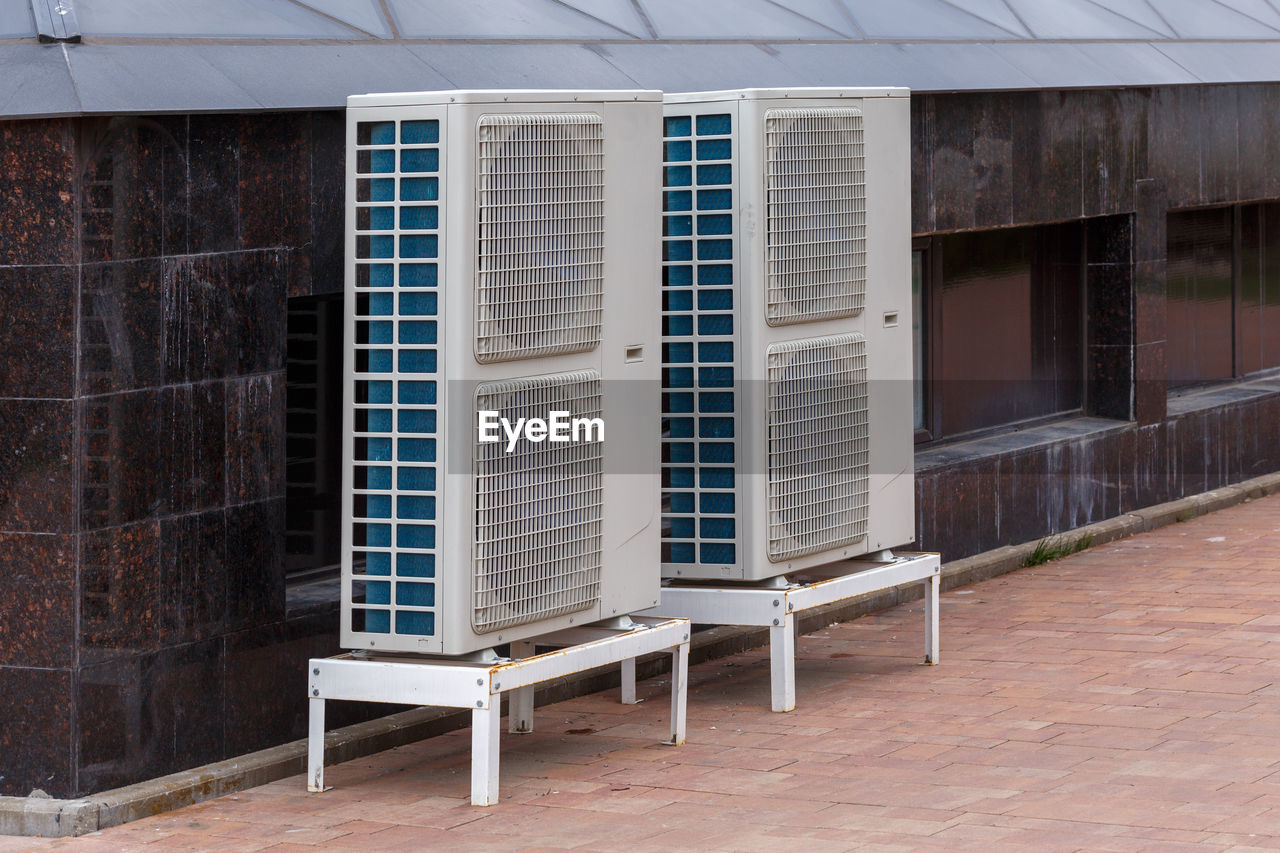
[
  {"left": 765, "top": 334, "right": 869, "bottom": 561},
  {"left": 473, "top": 371, "right": 603, "bottom": 632},
  {"left": 763, "top": 107, "right": 865, "bottom": 326},
  {"left": 475, "top": 114, "right": 606, "bottom": 363}
]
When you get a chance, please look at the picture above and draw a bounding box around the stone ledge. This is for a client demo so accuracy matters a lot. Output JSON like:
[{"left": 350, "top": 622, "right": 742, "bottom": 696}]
[{"left": 7, "top": 468, "right": 1280, "bottom": 838}]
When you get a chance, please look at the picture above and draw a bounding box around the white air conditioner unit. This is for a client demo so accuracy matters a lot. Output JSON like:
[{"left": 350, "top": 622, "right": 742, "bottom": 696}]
[
  {"left": 659, "top": 88, "right": 914, "bottom": 582},
  {"left": 343, "top": 90, "right": 662, "bottom": 654}
]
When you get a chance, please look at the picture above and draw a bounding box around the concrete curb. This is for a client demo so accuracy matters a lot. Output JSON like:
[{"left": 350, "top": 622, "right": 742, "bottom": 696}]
[{"left": 7, "top": 469, "right": 1280, "bottom": 838}]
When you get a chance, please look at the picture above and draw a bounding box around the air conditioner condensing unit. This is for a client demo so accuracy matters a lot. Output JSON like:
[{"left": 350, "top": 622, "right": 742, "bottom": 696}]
[
  {"left": 343, "top": 90, "right": 662, "bottom": 654},
  {"left": 660, "top": 88, "right": 914, "bottom": 582}
]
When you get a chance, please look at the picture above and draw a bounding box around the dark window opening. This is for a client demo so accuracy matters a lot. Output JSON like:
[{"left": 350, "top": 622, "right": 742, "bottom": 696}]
[
  {"left": 1167, "top": 207, "right": 1234, "bottom": 387},
  {"left": 1168, "top": 201, "right": 1280, "bottom": 389},
  {"left": 285, "top": 293, "right": 344, "bottom": 581},
  {"left": 1240, "top": 203, "right": 1280, "bottom": 376},
  {"left": 911, "top": 239, "right": 930, "bottom": 439},
  {"left": 919, "top": 222, "right": 1085, "bottom": 442}
]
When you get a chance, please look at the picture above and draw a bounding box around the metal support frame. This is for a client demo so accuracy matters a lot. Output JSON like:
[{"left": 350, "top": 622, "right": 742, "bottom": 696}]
[
  {"left": 307, "top": 616, "right": 691, "bottom": 805},
  {"left": 641, "top": 552, "right": 941, "bottom": 712}
]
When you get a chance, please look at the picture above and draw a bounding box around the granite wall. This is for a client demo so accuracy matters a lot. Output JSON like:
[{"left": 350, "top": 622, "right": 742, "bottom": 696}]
[
  {"left": 2, "top": 82, "right": 1280, "bottom": 797},
  {"left": 0, "top": 112, "right": 358, "bottom": 798},
  {"left": 910, "top": 84, "right": 1280, "bottom": 557}
]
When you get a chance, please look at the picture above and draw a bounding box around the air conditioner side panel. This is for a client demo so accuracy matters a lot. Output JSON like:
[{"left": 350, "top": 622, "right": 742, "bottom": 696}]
[
  {"left": 861, "top": 94, "right": 916, "bottom": 553},
  {"left": 597, "top": 98, "right": 664, "bottom": 617}
]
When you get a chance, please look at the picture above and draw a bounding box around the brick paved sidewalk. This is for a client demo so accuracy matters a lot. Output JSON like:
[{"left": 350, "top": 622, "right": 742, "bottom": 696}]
[{"left": 11, "top": 494, "right": 1280, "bottom": 852}]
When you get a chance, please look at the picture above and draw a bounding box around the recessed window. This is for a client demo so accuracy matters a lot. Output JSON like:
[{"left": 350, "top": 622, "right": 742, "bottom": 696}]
[
  {"left": 285, "top": 293, "right": 344, "bottom": 581},
  {"left": 918, "top": 222, "right": 1084, "bottom": 441},
  {"left": 1170, "top": 202, "right": 1280, "bottom": 387},
  {"left": 1167, "top": 207, "right": 1234, "bottom": 387}
]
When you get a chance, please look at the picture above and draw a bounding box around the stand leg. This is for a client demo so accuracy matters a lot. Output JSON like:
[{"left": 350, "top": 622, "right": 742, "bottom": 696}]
[
  {"left": 509, "top": 686, "right": 534, "bottom": 734},
  {"left": 770, "top": 611, "right": 796, "bottom": 712},
  {"left": 471, "top": 705, "right": 501, "bottom": 806},
  {"left": 925, "top": 572, "right": 940, "bottom": 665},
  {"left": 508, "top": 641, "right": 535, "bottom": 733},
  {"left": 307, "top": 697, "right": 325, "bottom": 792},
  {"left": 621, "top": 657, "right": 638, "bottom": 705},
  {"left": 669, "top": 641, "right": 688, "bottom": 745}
]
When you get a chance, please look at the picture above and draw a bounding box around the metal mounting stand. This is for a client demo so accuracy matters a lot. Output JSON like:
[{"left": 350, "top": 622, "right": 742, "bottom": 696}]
[
  {"left": 640, "top": 552, "right": 940, "bottom": 713},
  {"left": 306, "top": 616, "right": 691, "bottom": 806}
]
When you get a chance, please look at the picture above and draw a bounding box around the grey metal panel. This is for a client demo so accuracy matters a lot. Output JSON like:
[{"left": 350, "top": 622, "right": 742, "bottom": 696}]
[
  {"left": 943, "top": 0, "right": 1033, "bottom": 38},
  {"left": 1149, "top": 0, "right": 1280, "bottom": 38},
  {"left": 557, "top": 0, "right": 651, "bottom": 38},
  {"left": 636, "top": 0, "right": 846, "bottom": 39},
  {"left": 774, "top": 42, "right": 1040, "bottom": 92},
  {"left": 844, "top": 0, "right": 1024, "bottom": 39},
  {"left": 1218, "top": 0, "right": 1280, "bottom": 33},
  {"left": 598, "top": 43, "right": 801, "bottom": 91},
  {"left": 386, "top": 0, "right": 629, "bottom": 38},
  {"left": 408, "top": 43, "right": 639, "bottom": 89},
  {"left": 989, "top": 42, "right": 1140, "bottom": 89},
  {"left": 293, "top": 0, "right": 395, "bottom": 37},
  {"left": 1004, "top": 0, "right": 1167, "bottom": 39},
  {"left": 0, "top": 43, "right": 79, "bottom": 116},
  {"left": 0, "top": 0, "right": 37, "bottom": 38},
  {"left": 773, "top": 0, "right": 858, "bottom": 38},
  {"left": 883, "top": 42, "right": 1041, "bottom": 91},
  {"left": 197, "top": 45, "right": 451, "bottom": 110},
  {"left": 1071, "top": 41, "right": 1203, "bottom": 86},
  {"left": 73, "top": 0, "right": 364, "bottom": 38},
  {"left": 1095, "top": 0, "right": 1178, "bottom": 38},
  {"left": 65, "top": 45, "right": 265, "bottom": 113},
  {"left": 1154, "top": 41, "right": 1280, "bottom": 84}
]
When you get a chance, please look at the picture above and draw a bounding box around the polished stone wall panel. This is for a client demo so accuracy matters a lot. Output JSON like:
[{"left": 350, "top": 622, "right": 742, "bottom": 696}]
[
  {"left": 0, "top": 533, "right": 76, "bottom": 668},
  {"left": 78, "top": 118, "right": 165, "bottom": 264},
  {"left": 76, "top": 638, "right": 224, "bottom": 793},
  {"left": 1199, "top": 86, "right": 1240, "bottom": 207},
  {"left": 0, "top": 666, "right": 73, "bottom": 796},
  {"left": 0, "top": 119, "right": 76, "bottom": 266},
  {"left": 0, "top": 399, "right": 74, "bottom": 534},
  {"left": 161, "top": 254, "right": 235, "bottom": 384},
  {"left": 80, "top": 521, "right": 161, "bottom": 666},
  {"left": 163, "top": 381, "right": 227, "bottom": 514},
  {"left": 160, "top": 509, "right": 228, "bottom": 645},
  {"left": 79, "top": 260, "right": 165, "bottom": 396},
  {"left": 187, "top": 115, "right": 241, "bottom": 255},
  {"left": 225, "top": 499, "right": 286, "bottom": 632},
  {"left": 226, "top": 373, "right": 285, "bottom": 505},
  {"left": 79, "top": 391, "right": 164, "bottom": 529},
  {"left": 239, "top": 114, "right": 310, "bottom": 252},
  {"left": 0, "top": 265, "right": 76, "bottom": 399},
  {"left": 227, "top": 250, "right": 289, "bottom": 376},
  {"left": 306, "top": 111, "right": 346, "bottom": 298}
]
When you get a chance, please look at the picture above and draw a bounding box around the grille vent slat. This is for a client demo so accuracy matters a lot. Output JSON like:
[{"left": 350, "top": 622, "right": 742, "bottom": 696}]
[
  {"left": 765, "top": 334, "right": 869, "bottom": 561},
  {"left": 764, "top": 107, "right": 865, "bottom": 326},
  {"left": 473, "top": 371, "right": 603, "bottom": 632},
  {"left": 475, "top": 114, "right": 605, "bottom": 362}
]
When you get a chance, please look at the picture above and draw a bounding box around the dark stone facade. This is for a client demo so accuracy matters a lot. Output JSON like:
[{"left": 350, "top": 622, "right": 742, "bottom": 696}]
[
  {"left": 2, "top": 83, "right": 1279, "bottom": 797},
  {"left": 910, "top": 85, "right": 1280, "bottom": 556},
  {"left": 0, "top": 112, "right": 355, "bottom": 798}
]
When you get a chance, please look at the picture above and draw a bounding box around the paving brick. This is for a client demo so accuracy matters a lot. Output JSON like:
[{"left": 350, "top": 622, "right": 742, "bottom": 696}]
[{"left": 17, "top": 494, "right": 1280, "bottom": 849}]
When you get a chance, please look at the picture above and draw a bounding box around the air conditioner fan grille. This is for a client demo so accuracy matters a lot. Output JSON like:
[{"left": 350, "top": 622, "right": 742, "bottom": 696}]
[
  {"left": 764, "top": 107, "right": 865, "bottom": 326},
  {"left": 765, "top": 334, "right": 869, "bottom": 561},
  {"left": 475, "top": 114, "right": 605, "bottom": 362},
  {"left": 473, "top": 371, "right": 603, "bottom": 632}
]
